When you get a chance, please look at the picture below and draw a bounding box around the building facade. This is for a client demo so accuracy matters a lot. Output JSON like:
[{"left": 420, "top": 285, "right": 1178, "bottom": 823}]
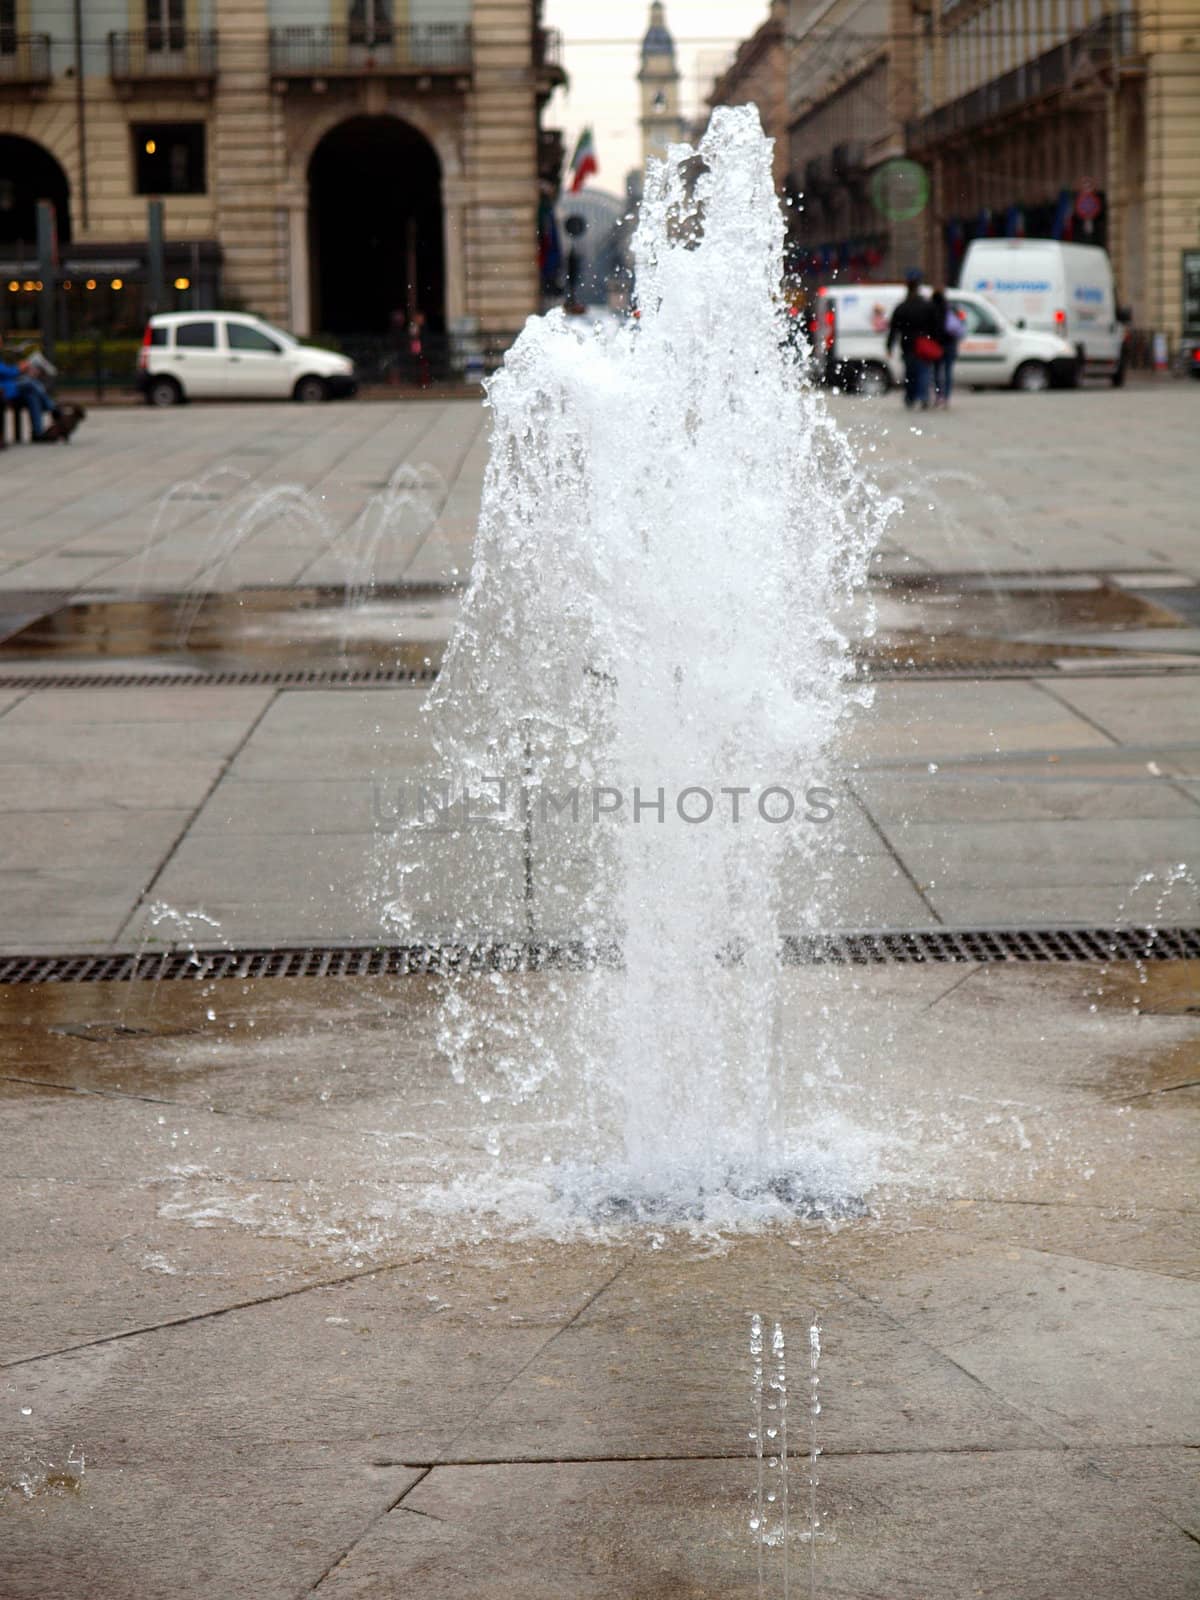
[
  {"left": 770, "top": 0, "right": 1200, "bottom": 346},
  {"left": 904, "top": 0, "right": 1200, "bottom": 347},
  {"left": 0, "top": 0, "right": 564, "bottom": 351},
  {"left": 706, "top": 0, "right": 788, "bottom": 192}
]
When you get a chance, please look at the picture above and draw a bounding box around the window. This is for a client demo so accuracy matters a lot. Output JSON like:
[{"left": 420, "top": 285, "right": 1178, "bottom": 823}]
[
  {"left": 134, "top": 124, "right": 206, "bottom": 196},
  {"left": 175, "top": 320, "right": 216, "bottom": 348},
  {"left": 227, "top": 322, "right": 283, "bottom": 354},
  {"left": 147, "top": 325, "right": 169, "bottom": 346},
  {"left": 349, "top": 0, "right": 393, "bottom": 46},
  {"left": 951, "top": 300, "right": 999, "bottom": 335},
  {"left": 0, "top": 1, "right": 15, "bottom": 56},
  {"left": 146, "top": 0, "right": 185, "bottom": 53}
]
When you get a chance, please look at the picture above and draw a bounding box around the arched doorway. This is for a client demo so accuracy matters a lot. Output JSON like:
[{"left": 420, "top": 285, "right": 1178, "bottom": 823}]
[
  {"left": 0, "top": 135, "right": 71, "bottom": 250},
  {"left": 308, "top": 116, "right": 444, "bottom": 337}
]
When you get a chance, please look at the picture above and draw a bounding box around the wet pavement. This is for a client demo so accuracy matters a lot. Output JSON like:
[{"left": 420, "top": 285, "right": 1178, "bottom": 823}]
[
  {"left": 1, "top": 962, "right": 1197, "bottom": 1597},
  {"left": 0, "top": 585, "right": 456, "bottom": 676},
  {"left": 1, "top": 391, "right": 1198, "bottom": 1596}
]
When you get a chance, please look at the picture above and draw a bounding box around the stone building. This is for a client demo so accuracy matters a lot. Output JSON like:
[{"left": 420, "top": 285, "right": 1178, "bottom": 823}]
[
  {"left": 0, "top": 0, "right": 564, "bottom": 351},
  {"left": 706, "top": 0, "right": 788, "bottom": 193},
  {"left": 774, "top": 0, "right": 1199, "bottom": 345},
  {"left": 784, "top": 0, "right": 910, "bottom": 281},
  {"left": 903, "top": 0, "right": 1200, "bottom": 347}
]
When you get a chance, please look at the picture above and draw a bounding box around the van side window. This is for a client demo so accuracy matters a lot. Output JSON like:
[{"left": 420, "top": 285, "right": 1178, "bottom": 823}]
[
  {"left": 176, "top": 320, "right": 216, "bottom": 349},
  {"left": 952, "top": 301, "right": 999, "bottom": 336},
  {"left": 148, "top": 326, "right": 169, "bottom": 346}
]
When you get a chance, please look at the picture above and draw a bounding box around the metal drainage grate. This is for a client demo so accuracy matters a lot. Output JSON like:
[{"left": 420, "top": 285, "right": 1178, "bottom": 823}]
[
  {"left": 0, "top": 664, "right": 439, "bottom": 691},
  {"left": 856, "top": 658, "right": 1200, "bottom": 680},
  {"left": 1, "top": 926, "right": 1197, "bottom": 985}
]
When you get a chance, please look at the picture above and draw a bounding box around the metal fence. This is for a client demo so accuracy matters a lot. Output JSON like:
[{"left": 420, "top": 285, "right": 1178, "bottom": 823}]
[
  {"left": 268, "top": 23, "right": 471, "bottom": 74},
  {"left": 0, "top": 34, "right": 51, "bottom": 84},
  {"left": 108, "top": 30, "right": 218, "bottom": 80}
]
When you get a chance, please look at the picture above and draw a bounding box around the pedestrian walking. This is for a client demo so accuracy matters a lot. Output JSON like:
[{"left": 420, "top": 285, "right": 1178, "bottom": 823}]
[
  {"left": 931, "top": 289, "right": 965, "bottom": 408},
  {"left": 886, "top": 271, "right": 941, "bottom": 410}
]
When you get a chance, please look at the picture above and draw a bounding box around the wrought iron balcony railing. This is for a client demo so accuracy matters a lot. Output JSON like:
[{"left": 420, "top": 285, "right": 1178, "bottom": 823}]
[
  {"left": 269, "top": 23, "right": 471, "bottom": 76},
  {"left": 108, "top": 30, "right": 218, "bottom": 82},
  {"left": 0, "top": 33, "right": 52, "bottom": 86},
  {"left": 536, "top": 26, "right": 563, "bottom": 70},
  {"left": 906, "top": 12, "right": 1137, "bottom": 149}
]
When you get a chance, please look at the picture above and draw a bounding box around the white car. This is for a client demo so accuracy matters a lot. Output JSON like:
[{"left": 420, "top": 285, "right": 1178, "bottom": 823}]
[
  {"left": 137, "top": 312, "right": 357, "bottom": 405},
  {"left": 960, "top": 238, "right": 1128, "bottom": 385},
  {"left": 812, "top": 283, "right": 1079, "bottom": 396}
]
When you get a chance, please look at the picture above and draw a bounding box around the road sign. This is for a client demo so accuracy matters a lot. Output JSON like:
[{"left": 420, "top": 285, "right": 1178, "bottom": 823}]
[{"left": 1075, "top": 190, "right": 1102, "bottom": 222}]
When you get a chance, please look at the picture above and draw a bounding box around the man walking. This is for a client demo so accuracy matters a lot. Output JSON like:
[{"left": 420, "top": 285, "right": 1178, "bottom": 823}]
[{"left": 886, "top": 271, "right": 939, "bottom": 410}]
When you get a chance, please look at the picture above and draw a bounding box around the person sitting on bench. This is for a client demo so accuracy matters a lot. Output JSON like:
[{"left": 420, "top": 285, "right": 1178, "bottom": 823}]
[{"left": 0, "top": 351, "right": 82, "bottom": 442}]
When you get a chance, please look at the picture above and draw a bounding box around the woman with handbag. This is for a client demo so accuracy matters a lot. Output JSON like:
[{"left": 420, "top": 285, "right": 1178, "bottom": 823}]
[
  {"left": 886, "top": 272, "right": 942, "bottom": 410},
  {"left": 931, "top": 288, "right": 965, "bottom": 408}
]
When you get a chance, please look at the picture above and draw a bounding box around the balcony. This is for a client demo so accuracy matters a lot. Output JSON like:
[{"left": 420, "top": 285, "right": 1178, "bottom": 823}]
[
  {"left": 108, "top": 30, "right": 218, "bottom": 89},
  {"left": 269, "top": 24, "right": 471, "bottom": 85},
  {"left": 535, "top": 26, "right": 567, "bottom": 101},
  {"left": 0, "top": 34, "right": 51, "bottom": 90},
  {"left": 906, "top": 12, "right": 1137, "bottom": 150}
]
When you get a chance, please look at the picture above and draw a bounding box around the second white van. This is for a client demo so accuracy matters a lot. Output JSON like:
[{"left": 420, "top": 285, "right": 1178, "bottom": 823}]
[{"left": 959, "top": 238, "right": 1128, "bottom": 385}]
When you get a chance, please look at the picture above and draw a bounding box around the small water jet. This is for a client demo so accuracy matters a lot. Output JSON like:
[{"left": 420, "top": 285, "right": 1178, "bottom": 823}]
[{"left": 415, "top": 107, "right": 898, "bottom": 1223}]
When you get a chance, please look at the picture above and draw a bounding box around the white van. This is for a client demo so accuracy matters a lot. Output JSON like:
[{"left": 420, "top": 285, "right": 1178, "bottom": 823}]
[
  {"left": 812, "top": 283, "right": 1078, "bottom": 395},
  {"left": 137, "top": 312, "right": 357, "bottom": 405},
  {"left": 958, "top": 239, "right": 1128, "bottom": 384}
]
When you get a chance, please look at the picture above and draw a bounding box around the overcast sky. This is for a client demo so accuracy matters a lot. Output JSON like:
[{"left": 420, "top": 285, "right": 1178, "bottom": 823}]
[{"left": 542, "top": 0, "right": 774, "bottom": 195}]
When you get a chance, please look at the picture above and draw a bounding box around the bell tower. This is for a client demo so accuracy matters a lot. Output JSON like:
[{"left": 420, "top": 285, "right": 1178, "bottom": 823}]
[{"left": 638, "top": 1, "right": 685, "bottom": 167}]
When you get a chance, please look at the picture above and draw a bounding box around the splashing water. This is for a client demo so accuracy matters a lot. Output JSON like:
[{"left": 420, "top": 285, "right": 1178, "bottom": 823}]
[{"left": 420, "top": 107, "right": 897, "bottom": 1219}]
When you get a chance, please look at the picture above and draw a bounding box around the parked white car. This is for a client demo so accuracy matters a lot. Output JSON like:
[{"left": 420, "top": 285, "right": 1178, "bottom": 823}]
[
  {"left": 137, "top": 312, "right": 357, "bottom": 405},
  {"left": 959, "top": 238, "right": 1128, "bottom": 385},
  {"left": 811, "top": 283, "right": 1079, "bottom": 396}
]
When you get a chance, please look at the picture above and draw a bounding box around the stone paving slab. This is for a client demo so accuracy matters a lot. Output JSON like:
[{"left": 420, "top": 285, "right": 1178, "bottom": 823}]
[
  {"left": 314, "top": 1453, "right": 1199, "bottom": 1600},
  {"left": 1, "top": 963, "right": 1195, "bottom": 1596}
]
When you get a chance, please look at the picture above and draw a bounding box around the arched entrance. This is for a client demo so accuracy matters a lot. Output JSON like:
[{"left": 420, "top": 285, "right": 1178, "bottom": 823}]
[
  {"left": 308, "top": 116, "right": 444, "bottom": 337},
  {"left": 0, "top": 135, "right": 71, "bottom": 250}
]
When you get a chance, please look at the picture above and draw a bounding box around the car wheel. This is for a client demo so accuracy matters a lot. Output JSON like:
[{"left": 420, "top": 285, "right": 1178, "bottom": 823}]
[
  {"left": 146, "top": 375, "right": 183, "bottom": 407},
  {"left": 294, "top": 376, "right": 328, "bottom": 404},
  {"left": 855, "top": 363, "right": 890, "bottom": 398},
  {"left": 1013, "top": 360, "right": 1050, "bottom": 393}
]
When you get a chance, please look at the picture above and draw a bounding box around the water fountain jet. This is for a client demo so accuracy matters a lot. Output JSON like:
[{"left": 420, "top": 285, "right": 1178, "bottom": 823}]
[{"left": 413, "top": 106, "right": 899, "bottom": 1226}]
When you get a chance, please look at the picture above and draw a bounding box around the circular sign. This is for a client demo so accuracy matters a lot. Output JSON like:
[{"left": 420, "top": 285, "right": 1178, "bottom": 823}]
[
  {"left": 1075, "top": 189, "right": 1102, "bottom": 221},
  {"left": 564, "top": 214, "right": 587, "bottom": 237},
  {"left": 869, "top": 158, "right": 930, "bottom": 222}
]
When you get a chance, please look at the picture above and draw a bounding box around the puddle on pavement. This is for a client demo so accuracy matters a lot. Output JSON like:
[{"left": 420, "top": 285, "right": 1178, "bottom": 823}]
[
  {"left": 1102, "top": 1038, "right": 1200, "bottom": 1105},
  {"left": 2, "top": 577, "right": 1195, "bottom": 676},
  {"left": 861, "top": 575, "right": 1195, "bottom": 668},
  {"left": 0, "top": 975, "right": 432, "bottom": 1113},
  {"left": 0, "top": 585, "right": 458, "bottom": 672},
  {"left": 1083, "top": 960, "right": 1200, "bottom": 1017}
]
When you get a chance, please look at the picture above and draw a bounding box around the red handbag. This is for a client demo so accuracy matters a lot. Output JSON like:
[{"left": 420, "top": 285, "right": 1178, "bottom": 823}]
[{"left": 914, "top": 335, "right": 944, "bottom": 361}]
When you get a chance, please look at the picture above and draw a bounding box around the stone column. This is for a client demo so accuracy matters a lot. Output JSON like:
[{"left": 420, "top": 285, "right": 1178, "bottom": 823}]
[
  {"left": 283, "top": 187, "right": 310, "bottom": 336},
  {"left": 442, "top": 176, "right": 468, "bottom": 325}
]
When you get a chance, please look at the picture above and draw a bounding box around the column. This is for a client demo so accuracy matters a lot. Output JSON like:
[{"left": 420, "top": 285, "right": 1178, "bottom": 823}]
[{"left": 284, "top": 188, "right": 310, "bottom": 336}]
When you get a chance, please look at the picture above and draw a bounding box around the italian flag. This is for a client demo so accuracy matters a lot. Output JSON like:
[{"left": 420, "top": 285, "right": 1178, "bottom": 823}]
[{"left": 568, "top": 127, "right": 598, "bottom": 193}]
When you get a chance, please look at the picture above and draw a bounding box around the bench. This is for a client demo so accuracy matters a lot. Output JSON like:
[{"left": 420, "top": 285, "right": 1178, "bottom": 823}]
[{"left": 0, "top": 398, "right": 37, "bottom": 445}]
